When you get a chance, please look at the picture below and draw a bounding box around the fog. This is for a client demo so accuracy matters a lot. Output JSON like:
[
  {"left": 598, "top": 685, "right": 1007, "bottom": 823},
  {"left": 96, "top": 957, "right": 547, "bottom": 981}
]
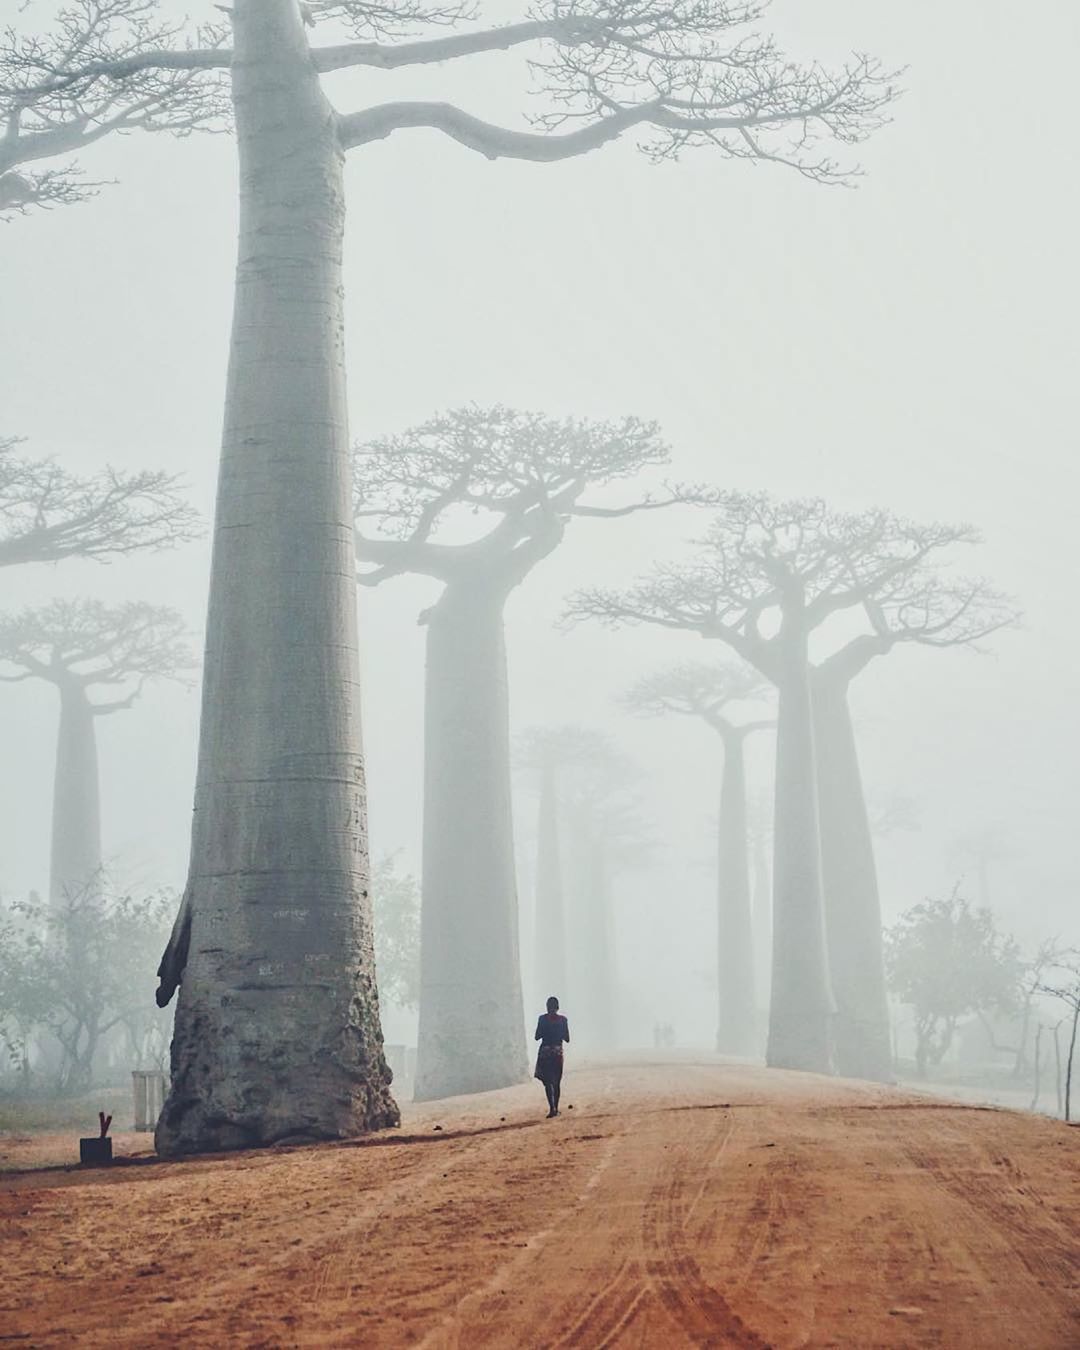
[{"left": 1, "top": 0, "right": 1077, "bottom": 1066}]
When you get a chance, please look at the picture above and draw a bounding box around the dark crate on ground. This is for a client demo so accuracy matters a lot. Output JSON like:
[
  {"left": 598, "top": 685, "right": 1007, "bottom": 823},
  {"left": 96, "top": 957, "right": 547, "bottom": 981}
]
[{"left": 79, "top": 1136, "right": 112, "bottom": 1165}]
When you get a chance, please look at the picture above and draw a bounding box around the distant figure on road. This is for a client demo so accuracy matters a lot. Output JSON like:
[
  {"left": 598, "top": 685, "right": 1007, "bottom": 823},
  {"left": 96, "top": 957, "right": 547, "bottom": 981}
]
[{"left": 534, "top": 995, "right": 570, "bottom": 1118}]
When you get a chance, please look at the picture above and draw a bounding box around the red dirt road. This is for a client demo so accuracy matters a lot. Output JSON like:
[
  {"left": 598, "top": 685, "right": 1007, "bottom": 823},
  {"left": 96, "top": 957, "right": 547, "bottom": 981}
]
[{"left": 3, "top": 1059, "right": 1078, "bottom": 1347}]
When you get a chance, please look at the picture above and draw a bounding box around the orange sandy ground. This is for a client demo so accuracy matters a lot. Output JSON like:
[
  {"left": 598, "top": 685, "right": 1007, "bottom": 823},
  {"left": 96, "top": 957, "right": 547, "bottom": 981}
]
[{"left": 2, "top": 1058, "right": 1078, "bottom": 1348}]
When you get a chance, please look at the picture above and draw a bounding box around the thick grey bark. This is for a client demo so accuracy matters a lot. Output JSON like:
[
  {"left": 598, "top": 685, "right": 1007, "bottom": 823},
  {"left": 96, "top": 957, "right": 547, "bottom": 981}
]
[
  {"left": 157, "top": 0, "right": 397, "bottom": 1154},
  {"left": 414, "top": 578, "right": 526, "bottom": 1099},
  {"left": 813, "top": 674, "right": 893, "bottom": 1081},
  {"left": 716, "top": 731, "right": 756, "bottom": 1056},
  {"left": 532, "top": 762, "right": 567, "bottom": 1005},
  {"left": 49, "top": 679, "right": 102, "bottom": 907},
  {"left": 766, "top": 605, "right": 834, "bottom": 1073}
]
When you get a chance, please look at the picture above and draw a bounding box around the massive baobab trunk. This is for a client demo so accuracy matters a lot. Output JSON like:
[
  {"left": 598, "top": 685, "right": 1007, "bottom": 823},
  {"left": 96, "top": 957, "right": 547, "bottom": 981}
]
[
  {"left": 156, "top": 0, "right": 397, "bottom": 1154},
  {"left": 767, "top": 606, "right": 834, "bottom": 1074},
  {"left": 813, "top": 676, "right": 893, "bottom": 1082},
  {"left": 49, "top": 679, "right": 102, "bottom": 907},
  {"left": 532, "top": 762, "right": 567, "bottom": 1005},
  {"left": 716, "top": 732, "right": 756, "bottom": 1057},
  {"left": 415, "top": 578, "right": 526, "bottom": 1099}
]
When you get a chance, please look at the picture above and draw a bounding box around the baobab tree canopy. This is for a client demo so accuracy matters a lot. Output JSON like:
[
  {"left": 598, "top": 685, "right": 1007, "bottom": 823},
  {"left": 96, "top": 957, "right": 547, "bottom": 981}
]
[
  {"left": 0, "top": 598, "right": 191, "bottom": 690},
  {"left": 0, "top": 440, "right": 199, "bottom": 569},
  {"left": 354, "top": 405, "right": 673, "bottom": 576},
  {"left": 622, "top": 659, "right": 771, "bottom": 730},
  {"left": 2, "top": 0, "right": 899, "bottom": 217},
  {"left": 570, "top": 493, "right": 1014, "bottom": 670}
]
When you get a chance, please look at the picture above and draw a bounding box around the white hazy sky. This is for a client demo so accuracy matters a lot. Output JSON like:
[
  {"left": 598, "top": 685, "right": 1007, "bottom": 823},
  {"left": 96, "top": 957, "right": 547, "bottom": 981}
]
[{"left": 2, "top": 0, "right": 1077, "bottom": 1043}]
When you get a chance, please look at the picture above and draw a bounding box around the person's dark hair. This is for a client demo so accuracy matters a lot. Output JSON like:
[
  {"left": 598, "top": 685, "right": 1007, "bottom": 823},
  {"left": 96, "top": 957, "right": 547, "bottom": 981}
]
[{"left": 546, "top": 995, "right": 560, "bottom": 1013}]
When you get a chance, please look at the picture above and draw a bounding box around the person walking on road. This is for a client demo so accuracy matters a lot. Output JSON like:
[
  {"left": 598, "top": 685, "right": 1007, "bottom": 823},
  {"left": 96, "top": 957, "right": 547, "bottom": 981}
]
[{"left": 534, "top": 996, "right": 570, "bottom": 1118}]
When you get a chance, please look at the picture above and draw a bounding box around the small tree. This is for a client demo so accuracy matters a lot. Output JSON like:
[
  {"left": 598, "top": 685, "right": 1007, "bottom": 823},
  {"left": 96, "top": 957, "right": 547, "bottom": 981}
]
[
  {"left": 623, "top": 661, "right": 772, "bottom": 1056},
  {"left": 372, "top": 855, "right": 421, "bottom": 1012},
  {"left": 354, "top": 405, "right": 681, "bottom": 1098},
  {"left": 1036, "top": 953, "right": 1080, "bottom": 1123},
  {"left": 7, "top": 883, "right": 175, "bottom": 1094},
  {"left": 0, "top": 439, "right": 198, "bottom": 570},
  {"left": 0, "top": 599, "right": 192, "bottom": 905},
  {"left": 884, "top": 891, "right": 1022, "bottom": 1079},
  {"left": 0, "top": 895, "right": 50, "bottom": 1092}
]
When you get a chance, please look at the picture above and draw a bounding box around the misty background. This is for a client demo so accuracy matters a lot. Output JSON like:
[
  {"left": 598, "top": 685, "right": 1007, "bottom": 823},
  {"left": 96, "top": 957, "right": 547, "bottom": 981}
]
[{"left": 2, "top": 0, "right": 1077, "bottom": 1047}]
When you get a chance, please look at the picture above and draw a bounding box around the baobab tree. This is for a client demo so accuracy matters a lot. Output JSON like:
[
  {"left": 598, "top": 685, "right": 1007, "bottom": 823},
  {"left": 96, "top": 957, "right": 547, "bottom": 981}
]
[
  {"left": 623, "top": 661, "right": 772, "bottom": 1057},
  {"left": 354, "top": 406, "right": 681, "bottom": 1097},
  {"left": 526, "top": 727, "right": 649, "bottom": 1054},
  {"left": 946, "top": 823, "right": 1015, "bottom": 910},
  {"left": 747, "top": 792, "right": 772, "bottom": 1015},
  {"left": 569, "top": 493, "right": 1016, "bottom": 1078},
  {"left": 6, "top": 1, "right": 896, "bottom": 1147},
  {"left": 515, "top": 727, "right": 579, "bottom": 1014},
  {"left": 0, "top": 599, "right": 192, "bottom": 906},
  {"left": 0, "top": 439, "right": 198, "bottom": 571}
]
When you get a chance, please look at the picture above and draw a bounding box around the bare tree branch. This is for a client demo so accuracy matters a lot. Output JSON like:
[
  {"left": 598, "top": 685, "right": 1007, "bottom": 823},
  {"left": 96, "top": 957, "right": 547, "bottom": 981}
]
[
  {"left": 353, "top": 405, "right": 669, "bottom": 588},
  {"left": 0, "top": 0, "right": 228, "bottom": 217},
  {"left": 622, "top": 658, "right": 771, "bottom": 739},
  {"left": 566, "top": 490, "right": 1017, "bottom": 687},
  {"left": 0, "top": 598, "right": 194, "bottom": 702},
  {"left": 0, "top": 440, "right": 200, "bottom": 568}
]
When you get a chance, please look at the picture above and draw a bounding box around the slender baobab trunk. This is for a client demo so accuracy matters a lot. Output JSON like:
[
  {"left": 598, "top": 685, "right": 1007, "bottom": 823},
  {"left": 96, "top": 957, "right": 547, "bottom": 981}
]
[
  {"left": 414, "top": 577, "right": 526, "bottom": 1099},
  {"left": 49, "top": 678, "right": 102, "bottom": 907},
  {"left": 766, "top": 603, "right": 834, "bottom": 1073},
  {"left": 533, "top": 762, "right": 567, "bottom": 1005},
  {"left": 751, "top": 828, "right": 772, "bottom": 1023},
  {"left": 716, "top": 731, "right": 756, "bottom": 1057},
  {"left": 813, "top": 675, "right": 892, "bottom": 1082},
  {"left": 572, "top": 829, "right": 616, "bottom": 1053},
  {"left": 157, "top": 0, "right": 397, "bottom": 1154}
]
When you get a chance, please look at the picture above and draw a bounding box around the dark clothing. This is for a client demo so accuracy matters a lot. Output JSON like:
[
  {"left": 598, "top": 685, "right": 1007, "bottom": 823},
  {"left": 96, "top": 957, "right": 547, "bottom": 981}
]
[
  {"left": 534, "top": 1044, "right": 564, "bottom": 1088},
  {"left": 534, "top": 1013, "right": 569, "bottom": 1113},
  {"left": 535, "top": 1013, "right": 570, "bottom": 1048}
]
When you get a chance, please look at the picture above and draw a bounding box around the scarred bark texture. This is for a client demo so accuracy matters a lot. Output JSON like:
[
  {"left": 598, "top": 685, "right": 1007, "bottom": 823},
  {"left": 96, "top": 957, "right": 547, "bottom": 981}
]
[
  {"left": 414, "top": 579, "right": 526, "bottom": 1100},
  {"left": 157, "top": 0, "right": 397, "bottom": 1154},
  {"left": 716, "top": 733, "right": 756, "bottom": 1057},
  {"left": 49, "top": 679, "right": 102, "bottom": 907},
  {"left": 766, "top": 607, "right": 835, "bottom": 1073},
  {"left": 813, "top": 675, "right": 893, "bottom": 1082}
]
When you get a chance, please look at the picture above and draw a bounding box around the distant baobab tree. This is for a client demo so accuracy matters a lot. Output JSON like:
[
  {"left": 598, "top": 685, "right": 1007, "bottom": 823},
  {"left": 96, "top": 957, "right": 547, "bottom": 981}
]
[
  {"left": 623, "top": 661, "right": 772, "bottom": 1058},
  {"left": 5, "top": 1, "right": 897, "bottom": 1151},
  {"left": 570, "top": 493, "right": 1017, "bottom": 1079},
  {"left": 515, "top": 727, "right": 578, "bottom": 1015},
  {"left": 539, "top": 728, "right": 650, "bottom": 1055},
  {"left": 0, "top": 439, "right": 198, "bottom": 570},
  {"left": 0, "top": 599, "right": 192, "bottom": 906},
  {"left": 747, "top": 792, "right": 772, "bottom": 1015},
  {"left": 946, "top": 824, "right": 1015, "bottom": 910},
  {"left": 354, "top": 406, "right": 682, "bottom": 1098}
]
